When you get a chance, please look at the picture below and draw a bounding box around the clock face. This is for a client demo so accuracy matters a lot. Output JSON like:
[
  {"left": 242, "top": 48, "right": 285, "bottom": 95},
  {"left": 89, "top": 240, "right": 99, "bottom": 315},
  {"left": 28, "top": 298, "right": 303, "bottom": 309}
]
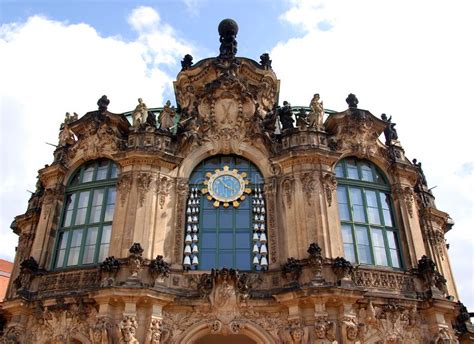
[
  {"left": 211, "top": 175, "right": 242, "bottom": 201},
  {"left": 202, "top": 166, "right": 252, "bottom": 208}
]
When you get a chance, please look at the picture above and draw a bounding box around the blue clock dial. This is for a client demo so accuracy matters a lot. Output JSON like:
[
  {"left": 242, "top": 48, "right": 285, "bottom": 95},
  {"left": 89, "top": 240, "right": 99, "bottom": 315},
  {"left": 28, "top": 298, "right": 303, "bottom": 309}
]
[{"left": 213, "top": 175, "right": 241, "bottom": 200}]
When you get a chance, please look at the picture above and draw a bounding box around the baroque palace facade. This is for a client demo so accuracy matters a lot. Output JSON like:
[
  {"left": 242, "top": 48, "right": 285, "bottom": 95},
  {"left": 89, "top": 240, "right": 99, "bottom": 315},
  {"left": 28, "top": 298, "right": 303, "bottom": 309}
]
[{"left": 1, "top": 19, "right": 472, "bottom": 344}]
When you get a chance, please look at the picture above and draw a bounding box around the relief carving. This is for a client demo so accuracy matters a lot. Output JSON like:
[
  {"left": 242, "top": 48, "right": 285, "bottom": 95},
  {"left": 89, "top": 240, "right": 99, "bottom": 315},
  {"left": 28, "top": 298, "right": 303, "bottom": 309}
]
[
  {"left": 145, "top": 318, "right": 163, "bottom": 344},
  {"left": 117, "top": 172, "right": 133, "bottom": 206},
  {"left": 90, "top": 317, "right": 113, "bottom": 344},
  {"left": 320, "top": 173, "right": 337, "bottom": 206},
  {"left": 281, "top": 176, "right": 295, "bottom": 208},
  {"left": 156, "top": 176, "right": 173, "bottom": 209},
  {"left": 136, "top": 172, "right": 154, "bottom": 207},
  {"left": 173, "top": 178, "right": 189, "bottom": 261},
  {"left": 119, "top": 316, "right": 139, "bottom": 344},
  {"left": 300, "top": 173, "right": 317, "bottom": 206}
]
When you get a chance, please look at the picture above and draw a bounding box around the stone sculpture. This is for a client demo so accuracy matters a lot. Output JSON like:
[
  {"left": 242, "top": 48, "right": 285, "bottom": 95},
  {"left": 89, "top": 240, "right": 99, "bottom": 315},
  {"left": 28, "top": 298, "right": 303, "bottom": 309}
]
[
  {"left": 132, "top": 98, "right": 148, "bottom": 128},
  {"left": 308, "top": 93, "right": 324, "bottom": 129}
]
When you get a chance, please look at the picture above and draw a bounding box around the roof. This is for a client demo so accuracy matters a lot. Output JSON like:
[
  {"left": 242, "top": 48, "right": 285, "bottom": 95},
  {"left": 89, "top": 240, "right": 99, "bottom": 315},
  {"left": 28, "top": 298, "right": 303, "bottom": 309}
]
[{"left": 0, "top": 259, "right": 14, "bottom": 273}]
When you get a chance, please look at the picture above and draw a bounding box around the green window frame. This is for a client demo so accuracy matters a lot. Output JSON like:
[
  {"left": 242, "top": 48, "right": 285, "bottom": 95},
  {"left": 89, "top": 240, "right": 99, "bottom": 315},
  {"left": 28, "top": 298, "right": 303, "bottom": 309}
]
[
  {"left": 336, "top": 158, "right": 402, "bottom": 268},
  {"left": 184, "top": 155, "right": 267, "bottom": 271},
  {"left": 52, "top": 159, "right": 118, "bottom": 269}
]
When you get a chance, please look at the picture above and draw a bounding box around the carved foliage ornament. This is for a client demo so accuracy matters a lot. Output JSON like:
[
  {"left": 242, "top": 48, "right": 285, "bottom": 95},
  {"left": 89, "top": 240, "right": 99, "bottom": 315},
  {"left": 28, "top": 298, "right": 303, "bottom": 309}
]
[
  {"left": 320, "top": 173, "right": 337, "bottom": 206},
  {"left": 117, "top": 172, "right": 133, "bottom": 206},
  {"left": 300, "top": 172, "right": 317, "bottom": 206},
  {"left": 136, "top": 172, "right": 153, "bottom": 207},
  {"left": 281, "top": 176, "right": 295, "bottom": 208}
]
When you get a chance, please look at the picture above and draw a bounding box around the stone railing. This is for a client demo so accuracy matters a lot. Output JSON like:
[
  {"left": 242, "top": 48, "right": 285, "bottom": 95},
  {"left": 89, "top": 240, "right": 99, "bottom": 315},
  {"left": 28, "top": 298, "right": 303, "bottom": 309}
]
[
  {"left": 352, "top": 267, "right": 415, "bottom": 292},
  {"left": 36, "top": 268, "right": 100, "bottom": 296}
]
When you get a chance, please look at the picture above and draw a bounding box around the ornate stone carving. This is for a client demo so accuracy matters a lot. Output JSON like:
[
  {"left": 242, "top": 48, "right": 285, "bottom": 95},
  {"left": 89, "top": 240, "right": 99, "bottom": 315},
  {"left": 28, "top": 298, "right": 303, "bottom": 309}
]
[
  {"left": 117, "top": 172, "right": 133, "bottom": 206},
  {"left": 332, "top": 257, "right": 353, "bottom": 285},
  {"left": 119, "top": 316, "right": 139, "bottom": 344},
  {"left": 352, "top": 268, "right": 415, "bottom": 292},
  {"left": 320, "top": 173, "right": 336, "bottom": 207},
  {"left": 0, "top": 326, "right": 23, "bottom": 344},
  {"left": 89, "top": 317, "right": 112, "bottom": 344},
  {"left": 159, "top": 100, "right": 176, "bottom": 132},
  {"left": 181, "top": 54, "right": 193, "bottom": 70},
  {"left": 145, "top": 318, "right": 163, "bottom": 344},
  {"left": 279, "top": 320, "right": 310, "bottom": 344},
  {"left": 13, "top": 256, "right": 39, "bottom": 293},
  {"left": 149, "top": 255, "right": 171, "bottom": 285},
  {"left": 428, "top": 229, "right": 446, "bottom": 260},
  {"left": 259, "top": 53, "right": 272, "bottom": 69},
  {"left": 300, "top": 173, "right": 317, "bottom": 206},
  {"left": 156, "top": 175, "right": 173, "bottom": 209},
  {"left": 100, "top": 256, "right": 120, "bottom": 287},
  {"left": 417, "top": 255, "right": 448, "bottom": 296},
  {"left": 432, "top": 327, "right": 459, "bottom": 343},
  {"left": 126, "top": 243, "right": 144, "bottom": 284},
  {"left": 281, "top": 176, "right": 295, "bottom": 208},
  {"left": 308, "top": 243, "right": 324, "bottom": 285},
  {"left": 393, "top": 185, "right": 414, "bottom": 218},
  {"left": 308, "top": 93, "right": 324, "bottom": 130},
  {"left": 282, "top": 257, "right": 303, "bottom": 283},
  {"left": 357, "top": 301, "right": 422, "bottom": 343},
  {"left": 314, "top": 317, "right": 337, "bottom": 343},
  {"left": 136, "top": 172, "right": 153, "bottom": 207}
]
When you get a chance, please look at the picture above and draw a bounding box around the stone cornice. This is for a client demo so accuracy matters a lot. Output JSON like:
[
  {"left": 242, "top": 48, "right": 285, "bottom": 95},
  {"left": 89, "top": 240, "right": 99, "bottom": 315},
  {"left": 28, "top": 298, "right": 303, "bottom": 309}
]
[
  {"left": 38, "top": 164, "right": 67, "bottom": 187},
  {"left": 116, "top": 151, "right": 182, "bottom": 170},
  {"left": 272, "top": 150, "right": 339, "bottom": 169},
  {"left": 420, "top": 207, "right": 450, "bottom": 230}
]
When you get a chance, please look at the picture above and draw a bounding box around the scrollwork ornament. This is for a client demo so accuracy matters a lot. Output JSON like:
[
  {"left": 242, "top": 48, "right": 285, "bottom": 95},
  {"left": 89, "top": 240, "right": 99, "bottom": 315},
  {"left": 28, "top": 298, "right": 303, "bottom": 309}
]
[
  {"left": 300, "top": 172, "right": 316, "bottom": 206},
  {"left": 117, "top": 172, "right": 133, "bottom": 206},
  {"left": 136, "top": 172, "right": 153, "bottom": 207}
]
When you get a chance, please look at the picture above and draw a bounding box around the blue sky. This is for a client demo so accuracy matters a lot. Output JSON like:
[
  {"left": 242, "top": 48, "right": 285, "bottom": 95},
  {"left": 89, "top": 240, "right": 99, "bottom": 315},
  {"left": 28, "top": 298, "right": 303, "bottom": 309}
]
[{"left": 1, "top": 0, "right": 473, "bottom": 310}]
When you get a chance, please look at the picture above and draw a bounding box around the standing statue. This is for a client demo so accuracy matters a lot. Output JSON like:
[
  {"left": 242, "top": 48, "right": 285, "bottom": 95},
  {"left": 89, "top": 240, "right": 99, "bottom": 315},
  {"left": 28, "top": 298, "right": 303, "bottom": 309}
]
[
  {"left": 295, "top": 108, "right": 308, "bottom": 129},
  {"left": 278, "top": 101, "right": 294, "bottom": 131},
  {"left": 132, "top": 98, "right": 148, "bottom": 128},
  {"left": 412, "top": 159, "right": 428, "bottom": 187},
  {"left": 381, "top": 113, "right": 398, "bottom": 145},
  {"left": 58, "top": 113, "right": 76, "bottom": 147},
  {"left": 308, "top": 93, "right": 324, "bottom": 129},
  {"left": 159, "top": 100, "right": 176, "bottom": 132},
  {"left": 218, "top": 19, "right": 238, "bottom": 60}
]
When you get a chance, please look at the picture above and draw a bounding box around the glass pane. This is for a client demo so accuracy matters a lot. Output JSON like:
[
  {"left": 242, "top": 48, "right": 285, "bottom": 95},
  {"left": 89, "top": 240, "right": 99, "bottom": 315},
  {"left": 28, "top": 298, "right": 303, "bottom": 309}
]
[
  {"left": 355, "top": 226, "right": 369, "bottom": 245},
  {"left": 107, "top": 188, "right": 116, "bottom": 205},
  {"left": 83, "top": 245, "right": 96, "bottom": 264},
  {"left": 82, "top": 165, "right": 94, "bottom": 183},
  {"left": 65, "top": 193, "right": 76, "bottom": 211},
  {"left": 374, "top": 170, "right": 385, "bottom": 184},
  {"left": 63, "top": 209, "right": 73, "bottom": 227},
  {"left": 337, "top": 187, "right": 350, "bottom": 221},
  {"left": 98, "top": 244, "right": 109, "bottom": 262},
  {"left": 96, "top": 161, "right": 109, "bottom": 180},
  {"left": 347, "top": 160, "right": 359, "bottom": 179},
  {"left": 341, "top": 224, "right": 354, "bottom": 244},
  {"left": 55, "top": 249, "right": 66, "bottom": 268},
  {"left": 75, "top": 208, "right": 87, "bottom": 225},
  {"left": 202, "top": 211, "right": 216, "bottom": 227},
  {"left": 92, "top": 189, "right": 105, "bottom": 206},
  {"left": 371, "top": 228, "right": 385, "bottom": 247},
  {"left": 90, "top": 206, "right": 102, "bottom": 223},
  {"left": 335, "top": 163, "right": 344, "bottom": 178},
  {"left": 219, "top": 210, "right": 232, "bottom": 229},
  {"left": 67, "top": 247, "right": 80, "bottom": 266},
  {"left": 365, "top": 190, "right": 378, "bottom": 207},
  {"left": 236, "top": 251, "right": 251, "bottom": 270},
  {"left": 219, "top": 232, "right": 233, "bottom": 249},
  {"left": 360, "top": 163, "right": 374, "bottom": 182},
  {"left": 383, "top": 209, "right": 393, "bottom": 227},
  {"left": 110, "top": 163, "right": 118, "bottom": 179},
  {"left": 343, "top": 244, "right": 356, "bottom": 263},
  {"left": 201, "top": 233, "right": 217, "bottom": 249},
  {"left": 85, "top": 227, "right": 98, "bottom": 245},
  {"left": 236, "top": 232, "right": 250, "bottom": 249},
  {"left": 235, "top": 210, "right": 250, "bottom": 228},
  {"left": 368, "top": 207, "right": 381, "bottom": 225},
  {"left": 350, "top": 188, "right": 363, "bottom": 205},
  {"left": 70, "top": 229, "right": 84, "bottom": 247},
  {"left": 200, "top": 251, "right": 216, "bottom": 270},
  {"left": 59, "top": 231, "right": 69, "bottom": 249},
  {"left": 386, "top": 231, "right": 397, "bottom": 249},
  {"left": 357, "top": 245, "right": 372, "bottom": 264},
  {"left": 218, "top": 252, "right": 233, "bottom": 268},
  {"left": 374, "top": 247, "right": 388, "bottom": 266},
  {"left": 101, "top": 226, "right": 112, "bottom": 244},
  {"left": 390, "top": 249, "right": 401, "bottom": 268},
  {"left": 70, "top": 172, "right": 81, "bottom": 186},
  {"left": 352, "top": 205, "right": 366, "bottom": 223},
  {"left": 74, "top": 191, "right": 90, "bottom": 225},
  {"left": 104, "top": 204, "right": 115, "bottom": 222}
]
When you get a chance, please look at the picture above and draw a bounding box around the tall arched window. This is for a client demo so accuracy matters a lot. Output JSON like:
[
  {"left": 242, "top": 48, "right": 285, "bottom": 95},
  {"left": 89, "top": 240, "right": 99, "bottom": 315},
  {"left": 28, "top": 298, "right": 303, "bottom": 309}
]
[
  {"left": 183, "top": 156, "right": 267, "bottom": 271},
  {"left": 335, "top": 158, "right": 402, "bottom": 268},
  {"left": 53, "top": 159, "right": 118, "bottom": 269}
]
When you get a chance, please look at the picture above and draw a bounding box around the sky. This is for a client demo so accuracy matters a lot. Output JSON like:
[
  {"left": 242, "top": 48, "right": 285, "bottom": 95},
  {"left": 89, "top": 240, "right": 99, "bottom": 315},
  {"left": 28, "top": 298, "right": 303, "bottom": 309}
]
[{"left": 1, "top": 0, "right": 473, "bottom": 309}]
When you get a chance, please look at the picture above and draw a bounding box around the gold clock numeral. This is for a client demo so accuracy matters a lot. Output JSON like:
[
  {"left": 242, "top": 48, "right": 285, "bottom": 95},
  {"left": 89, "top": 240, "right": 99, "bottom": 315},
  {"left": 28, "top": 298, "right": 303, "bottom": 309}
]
[
  {"left": 201, "top": 188, "right": 208, "bottom": 194},
  {"left": 232, "top": 201, "right": 240, "bottom": 207},
  {"left": 213, "top": 200, "right": 220, "bottom": 208},
  {"left": 207, "top": 195, "right": 213, "bottom": 201},
  {"left": 223, "top": 202, "right": 230, "bottom": 208},
  {"left": 244, "top": 188, "right": 252, "bottom": 194},
  {"left": 206, "top": 172, "right": 213, "bottom": 178}
]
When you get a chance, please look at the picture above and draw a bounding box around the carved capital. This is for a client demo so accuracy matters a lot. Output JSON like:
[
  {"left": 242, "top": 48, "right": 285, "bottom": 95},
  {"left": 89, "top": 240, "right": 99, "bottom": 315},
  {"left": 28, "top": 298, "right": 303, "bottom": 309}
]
[{"left": 320, "top": 173, "right": 337, "bottom": 207}]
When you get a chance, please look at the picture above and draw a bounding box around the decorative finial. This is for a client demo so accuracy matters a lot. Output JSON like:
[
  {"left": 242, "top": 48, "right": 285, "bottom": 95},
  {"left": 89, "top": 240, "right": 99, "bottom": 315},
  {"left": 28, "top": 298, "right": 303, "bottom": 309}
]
[
  {"left": 346, "top": 93, "right": 358, "bottom": 108},
  {"left": 181, "top": 54, "right": 193, "bottom": 70},
  {"left": 218, "top": 18, "right": 239, "bottom": 60},
  {"left": 97, "top": 95, "right": 110, "bottom": 113}
]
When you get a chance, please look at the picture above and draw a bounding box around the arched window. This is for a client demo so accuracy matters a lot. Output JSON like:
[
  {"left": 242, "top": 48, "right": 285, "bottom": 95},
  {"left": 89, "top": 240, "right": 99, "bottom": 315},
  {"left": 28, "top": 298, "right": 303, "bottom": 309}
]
[
  {"left": 183, "top": 156, "right": 267, "bottom": 271},
  {"left": 335, "top": 158, "right": 402, "bottom": 268},
  {"left": 53, "top": 159, "right": 118, "bottom": 269}
]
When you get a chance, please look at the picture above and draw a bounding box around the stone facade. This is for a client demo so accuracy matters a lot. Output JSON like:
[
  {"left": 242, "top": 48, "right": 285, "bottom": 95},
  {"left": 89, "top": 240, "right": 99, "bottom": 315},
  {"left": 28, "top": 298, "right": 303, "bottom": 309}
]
[{"left": 1, "top": 20, "right": 472, "bottom": 344}]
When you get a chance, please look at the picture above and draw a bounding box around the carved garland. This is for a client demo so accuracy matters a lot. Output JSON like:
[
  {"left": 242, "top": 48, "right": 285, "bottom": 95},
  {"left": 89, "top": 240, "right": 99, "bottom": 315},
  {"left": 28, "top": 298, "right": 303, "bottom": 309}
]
[
  {"left": 136, "top": 172, "right": 154, "bottom": 207},
  {"left": 117, "top": 172, "right": 133, "bottom": 206},
  {"left": 320, "top": 173, "right": 337, "bottom": 206}
]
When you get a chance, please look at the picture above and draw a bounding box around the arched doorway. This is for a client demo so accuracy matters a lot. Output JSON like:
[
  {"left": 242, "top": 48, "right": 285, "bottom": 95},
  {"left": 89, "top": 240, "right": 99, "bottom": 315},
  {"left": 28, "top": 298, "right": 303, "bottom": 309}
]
[{"left": 195, "top": 334, "right": 257, "bottom": 344}]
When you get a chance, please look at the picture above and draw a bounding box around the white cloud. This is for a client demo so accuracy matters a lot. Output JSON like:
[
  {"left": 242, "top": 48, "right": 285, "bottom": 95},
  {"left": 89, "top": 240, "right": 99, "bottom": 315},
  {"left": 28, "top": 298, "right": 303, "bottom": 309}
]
[
  {"left": 273, "top": 0, "right": 474, "bottom": 309},
  {"left": 0, "top": 8, "right": 192, "bottom": 262}
]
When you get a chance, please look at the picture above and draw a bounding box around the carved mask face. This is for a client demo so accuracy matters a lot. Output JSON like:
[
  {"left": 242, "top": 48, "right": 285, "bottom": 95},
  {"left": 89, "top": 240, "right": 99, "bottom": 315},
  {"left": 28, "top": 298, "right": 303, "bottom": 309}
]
[
  {"left": 291, "top": 328, "right": 304, "bottom": 341},
  {"left": 314, "top": 324, "right": 326, "bottom": 338},
  {"left": 346, "top": 325, "right": 358, "bottom": 340}
]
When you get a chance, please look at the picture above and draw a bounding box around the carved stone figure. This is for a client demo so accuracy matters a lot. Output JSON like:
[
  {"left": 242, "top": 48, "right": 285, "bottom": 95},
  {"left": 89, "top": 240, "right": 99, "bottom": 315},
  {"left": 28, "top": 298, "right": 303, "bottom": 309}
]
[
  {"left": 295, "top": 108, "right": 308, "bottom": 129},
  {"left": 278, "top": 101, "right": 294, "bottom": 130},
  {"left": 308, "top": 93, "right": 324, "bottom": 129},
  {"left": 346, "top": 93, "right": 359, "bottom": 108},
  {"left": 159, "top": 100, "right": 176, "bottom": 132},
  {"left": 90, "top": 318, "right": 111, "bottom": 344},
  {"left": 127, "top": 243, "right": 144, "bottom": 281},
  {"left": 146, "top": 110, "right": 157, "bottom": 128},
  {"left": 412, "top": 159, "right": 428, "bottom": 187},
  {"left": 119, "top": 316, "right": 139, "bottom": 344},
  {"left": 132, "top": 98, "right": 148, "bottom": 128},
  {"left": 218, "top": 18, "right": 238, "bottom": 60},
  {"left": 260, "top": 53, "right": 272, "bottom": 69},
  {"left": 145, "top": 318, "right": 163, "bottom": 344},
  {"left": 97, "top": 95, "right": 110, "bottom": 113},
  {"left": 100, "top": 256, "right": 120, "bottom": 287},
  {"left": 381, "top": 113, "right": 399, "bottom": 145}
]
